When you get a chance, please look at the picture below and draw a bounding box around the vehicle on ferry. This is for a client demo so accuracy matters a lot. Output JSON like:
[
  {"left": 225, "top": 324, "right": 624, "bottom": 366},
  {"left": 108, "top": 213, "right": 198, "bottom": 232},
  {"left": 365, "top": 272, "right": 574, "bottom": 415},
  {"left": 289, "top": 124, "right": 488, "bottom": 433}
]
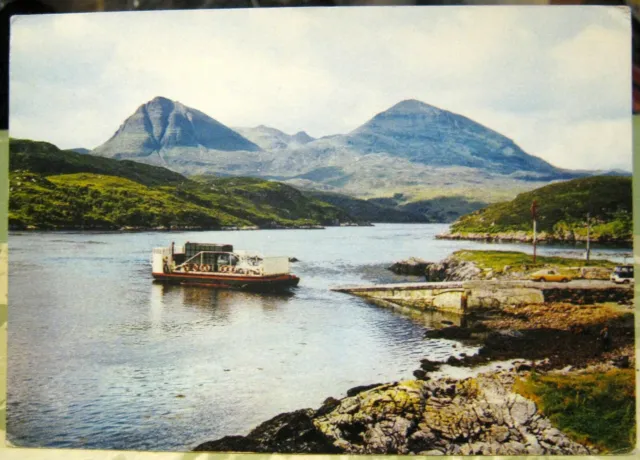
[{"left": 151, "top": 242, "right": 300, "bottom": 291}]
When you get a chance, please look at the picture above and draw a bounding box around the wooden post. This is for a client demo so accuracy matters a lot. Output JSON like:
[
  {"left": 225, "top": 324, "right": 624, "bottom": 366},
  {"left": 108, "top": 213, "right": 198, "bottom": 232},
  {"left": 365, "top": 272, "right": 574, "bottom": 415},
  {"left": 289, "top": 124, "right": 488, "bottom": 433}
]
[
  {"left": 531, "top": 200, "right": 538, "bottom": 264},
  {"left": 586, "top": 212, "right": 591, "bottom": 262},
  {"left": 533, "top": 219, "right": 537, "bottom": 263}
]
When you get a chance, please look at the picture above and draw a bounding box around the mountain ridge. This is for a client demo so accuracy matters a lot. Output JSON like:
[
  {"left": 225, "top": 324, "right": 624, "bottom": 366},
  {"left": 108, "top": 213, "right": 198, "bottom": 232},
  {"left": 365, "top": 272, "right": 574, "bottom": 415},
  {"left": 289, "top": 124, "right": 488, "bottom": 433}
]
[
  {"left": 233, "top": 125, "right": 316, "bottom": 151},
  {"left": 87, "top": 96, "right": 589, "bottom": 198}
]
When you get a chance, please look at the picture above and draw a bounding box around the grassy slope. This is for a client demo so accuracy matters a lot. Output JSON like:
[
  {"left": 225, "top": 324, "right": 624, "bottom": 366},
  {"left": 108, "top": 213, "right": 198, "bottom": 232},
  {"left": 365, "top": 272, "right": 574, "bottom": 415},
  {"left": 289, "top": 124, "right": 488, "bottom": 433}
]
[
  {"left": 9, "top": 172, "right": 247, "bottom": 229},
  {"left": 450, "top": 176, "right": 632, "bottom": 241},
  {"left": 368, "top": 194, "right": 488, "bottom": 223},
  {"left": 9, "top": 139, "right": 358, "bottom": 230},
  {"left": 10, "top": 138, "right": 187, "bottom": 186},
  {"left": 454, "top": 250, "right": 616, "bottom": 273},
  {"left": 182, "top": 176, "right": 354, "bottom": 226},
  {"left": 362, "top": 182, "right": 544, "bottom": 203},
  {"left": 514, "top": 369, "right": 636, "bottom": 453},
  {"left": 9, "top": 172, "right": 356, "bottom": 230},
  {"left": 451, "top": 250, "right": 617, "bottom": 280},
  {"left": 305, "top": 190, "right": 431, "bottom": 223},
  {"left": 400, "top": 197, "right": 487, "bottom": 223}
]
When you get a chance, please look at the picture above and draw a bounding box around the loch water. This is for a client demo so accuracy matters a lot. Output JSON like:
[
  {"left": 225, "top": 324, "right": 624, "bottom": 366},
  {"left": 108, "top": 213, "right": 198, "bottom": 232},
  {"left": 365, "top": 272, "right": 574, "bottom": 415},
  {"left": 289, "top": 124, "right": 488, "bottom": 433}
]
[{"left": 6, "top": 224, "right": 630, "bottom": 451}]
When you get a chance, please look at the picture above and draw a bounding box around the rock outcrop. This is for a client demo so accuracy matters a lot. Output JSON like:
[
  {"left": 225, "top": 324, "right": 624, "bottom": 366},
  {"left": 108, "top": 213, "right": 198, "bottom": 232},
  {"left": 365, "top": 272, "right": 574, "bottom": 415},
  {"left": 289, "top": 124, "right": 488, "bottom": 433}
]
[
  {"left": 388, "top": 257, "right": 432, "bottom": 276},
  {"left": 194, "top": 371, "right": 591, "bottom": 455},
  {"left": 194, "top": 409, "right": 341, "bottom": 454},
  {"left": 313, "top": 373, "right": 591, "bottom": 455},
  {"left": 424, "top": 252, "right": 613, "bottom": 283},
  {"left": 425, "top": 255, "right": 482, "bottom": 281}
]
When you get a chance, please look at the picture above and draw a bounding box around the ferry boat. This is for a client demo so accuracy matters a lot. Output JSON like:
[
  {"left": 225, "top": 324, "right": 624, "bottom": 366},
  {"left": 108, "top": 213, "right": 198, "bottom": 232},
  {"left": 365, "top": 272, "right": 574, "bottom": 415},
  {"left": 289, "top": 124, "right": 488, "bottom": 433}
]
[{"left": 151, "top": 242, "right": 300, "bottom": 292}]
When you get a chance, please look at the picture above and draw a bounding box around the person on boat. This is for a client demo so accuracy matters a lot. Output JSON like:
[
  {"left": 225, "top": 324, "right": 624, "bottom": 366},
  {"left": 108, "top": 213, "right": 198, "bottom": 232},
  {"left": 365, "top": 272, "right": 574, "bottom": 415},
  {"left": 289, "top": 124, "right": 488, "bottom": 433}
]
[{"left": 162, "top": 256, "right": 170, "bottom": 274}]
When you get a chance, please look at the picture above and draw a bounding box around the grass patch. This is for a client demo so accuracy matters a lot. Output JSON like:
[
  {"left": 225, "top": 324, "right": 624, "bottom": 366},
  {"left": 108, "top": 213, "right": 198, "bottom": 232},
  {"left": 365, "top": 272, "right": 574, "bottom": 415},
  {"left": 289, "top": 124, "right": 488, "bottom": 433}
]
[
  {"left": 454, "top": 250, "right": 616, "bottom": 274},
  {"left": 514, "top": 369, "right": 636, "bottom": 453}
]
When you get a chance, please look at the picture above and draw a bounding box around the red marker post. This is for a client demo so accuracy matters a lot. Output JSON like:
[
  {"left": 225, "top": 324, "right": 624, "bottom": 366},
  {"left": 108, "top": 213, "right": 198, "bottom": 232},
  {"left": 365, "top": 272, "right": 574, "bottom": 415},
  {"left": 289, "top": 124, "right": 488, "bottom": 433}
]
[{"left": 531, "top": 200, "right": 538, "bottom": 263}]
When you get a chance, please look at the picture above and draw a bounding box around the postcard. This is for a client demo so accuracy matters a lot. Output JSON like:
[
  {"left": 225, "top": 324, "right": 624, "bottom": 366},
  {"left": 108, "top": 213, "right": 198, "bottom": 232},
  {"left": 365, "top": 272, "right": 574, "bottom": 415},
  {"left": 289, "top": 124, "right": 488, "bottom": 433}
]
[{"left": 5, "top": 5, "right": 635, "bottom": 456}]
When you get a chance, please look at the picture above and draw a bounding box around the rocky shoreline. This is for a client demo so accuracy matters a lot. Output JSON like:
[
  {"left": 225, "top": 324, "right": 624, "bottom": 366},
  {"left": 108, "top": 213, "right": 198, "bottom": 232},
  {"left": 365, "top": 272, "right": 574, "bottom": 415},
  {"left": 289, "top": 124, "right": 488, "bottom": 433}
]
[
  {"left": 193, "top": 250, "right": 634, "bottom": 454},
  {"left": 193, "top": 298, "right": 634, "bottom": 454},
  {"left": 437, "top": 230, "right": 632, "bottom": 244},
  {"left": 195, "top": 367, "right": 592, "bottom": 455}
]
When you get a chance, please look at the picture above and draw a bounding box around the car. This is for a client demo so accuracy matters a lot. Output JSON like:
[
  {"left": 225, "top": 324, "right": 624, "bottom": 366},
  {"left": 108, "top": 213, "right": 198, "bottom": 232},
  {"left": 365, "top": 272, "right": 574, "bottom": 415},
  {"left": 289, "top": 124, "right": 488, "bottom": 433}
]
[
  {"left": 610, "top": 265, "right": 634, "bottom": 284},
  {"left": 530, "top": 269, "right": 571, "bottom": 282}
]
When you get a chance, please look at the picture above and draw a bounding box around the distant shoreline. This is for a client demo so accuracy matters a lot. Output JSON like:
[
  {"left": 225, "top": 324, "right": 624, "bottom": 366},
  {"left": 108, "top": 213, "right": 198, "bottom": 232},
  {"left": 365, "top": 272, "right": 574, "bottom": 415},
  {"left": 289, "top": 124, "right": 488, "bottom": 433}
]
[
  {"left": 437, "top": 231, "right": 632, "bottom": 246},
  {"left": 7, "top": 223, "right": 377, "bottom": 233}
]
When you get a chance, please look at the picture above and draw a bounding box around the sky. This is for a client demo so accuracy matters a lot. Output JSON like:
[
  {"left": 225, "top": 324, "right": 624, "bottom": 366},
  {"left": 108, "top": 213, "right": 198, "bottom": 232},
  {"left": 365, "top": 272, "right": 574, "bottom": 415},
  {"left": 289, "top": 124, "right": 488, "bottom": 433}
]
[{"left": 9, "top": 6, "right": 632, "bottom": 171}]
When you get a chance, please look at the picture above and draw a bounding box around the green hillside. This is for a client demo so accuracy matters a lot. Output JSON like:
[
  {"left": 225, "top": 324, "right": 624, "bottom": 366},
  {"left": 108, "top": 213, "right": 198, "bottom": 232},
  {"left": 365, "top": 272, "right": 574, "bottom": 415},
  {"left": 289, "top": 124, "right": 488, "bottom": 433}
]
[
  {"left": 367, "top": 194, "right": 488, "bottom": 223},
  {"left": 305, "top": 191, "right": 430, "bottom": 223},
  {"left": 10, "top": 138, "right": 186, "bottom": 186},
  {"left": 169, "top": 176, "right": 354, "bottom": 227},
  {"left": 8, "top": 139, "right": 358, "bottom": 230},
  {"left": 450, "top": 176, "right": 632, "bottom": 241}
]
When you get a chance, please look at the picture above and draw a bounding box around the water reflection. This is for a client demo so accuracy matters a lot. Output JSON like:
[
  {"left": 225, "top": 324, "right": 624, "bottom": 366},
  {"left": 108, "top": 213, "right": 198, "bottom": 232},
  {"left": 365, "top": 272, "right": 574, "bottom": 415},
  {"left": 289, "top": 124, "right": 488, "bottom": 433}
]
[
  {"left": 149, "top": 283, "right": 165, "bottom": 330},
  {"left": 359, "top": 298, "right": 466, "bottom": 328},
  {"left": 155, "top": 283, "right": 295, "bottom": 314}
]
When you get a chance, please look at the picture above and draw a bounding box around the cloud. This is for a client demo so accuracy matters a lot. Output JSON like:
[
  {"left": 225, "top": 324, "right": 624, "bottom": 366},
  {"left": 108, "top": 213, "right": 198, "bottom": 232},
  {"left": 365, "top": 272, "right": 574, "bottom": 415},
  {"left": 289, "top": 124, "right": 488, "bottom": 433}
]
[
  {"left": 533, "top": 117, "right": 632, "bottom": 172},
  {"left": 9, "top": 6, "right": 632, "bottom": 171}
]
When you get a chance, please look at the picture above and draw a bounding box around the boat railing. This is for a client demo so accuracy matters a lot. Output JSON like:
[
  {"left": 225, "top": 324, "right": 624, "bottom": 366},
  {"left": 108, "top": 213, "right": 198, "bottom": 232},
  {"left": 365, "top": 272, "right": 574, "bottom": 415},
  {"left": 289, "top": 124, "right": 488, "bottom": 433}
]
[
  {"left": 176, "top": 251, "right": 226, "bottom": 272},
  {"left": 172, "top": 251, "right": 290, "bottom": 276},
  {"left": 175, "top": 251, "right": 282, "bottom": 276}
]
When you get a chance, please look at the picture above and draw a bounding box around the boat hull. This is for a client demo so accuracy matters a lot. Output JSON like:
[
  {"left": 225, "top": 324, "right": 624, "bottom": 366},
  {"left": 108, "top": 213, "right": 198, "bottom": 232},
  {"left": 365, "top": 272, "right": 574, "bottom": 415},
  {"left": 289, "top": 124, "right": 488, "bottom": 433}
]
[{"left": 152, "top": 272, "right": 300, "bottom": 292}]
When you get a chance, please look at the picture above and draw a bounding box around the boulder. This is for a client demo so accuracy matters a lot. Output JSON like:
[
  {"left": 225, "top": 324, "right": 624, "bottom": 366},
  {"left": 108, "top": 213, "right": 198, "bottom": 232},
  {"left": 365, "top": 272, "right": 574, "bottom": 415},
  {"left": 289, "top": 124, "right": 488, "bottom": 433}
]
[
  {"left": 413, "top": 369, "right": 428, "bottom": 380},
  {"left": 388, "top": 257, "right": 432, "bottom": 276},
  {"left": 316, "top": 397, "right": 341, "bottom": 417},
  {"left": 420, "top": 359, "right": 442, "bottom": 372},
  {"left": 346, "top": 383, "right": 384, "bottom": 397}
]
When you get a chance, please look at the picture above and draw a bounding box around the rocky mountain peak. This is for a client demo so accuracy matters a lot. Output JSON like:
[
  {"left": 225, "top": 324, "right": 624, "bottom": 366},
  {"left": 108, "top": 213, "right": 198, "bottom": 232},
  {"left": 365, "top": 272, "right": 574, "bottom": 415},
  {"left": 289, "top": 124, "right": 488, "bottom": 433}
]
[
  {"left": 92, "top": 97, "right": 260, "bottom": 159},
  {"left": 292, "top": 131, "right": 315, "bottom": 144},
  {"left": 385, "top": 99, "right": 443, "bottom": 115},
  {"left": 148, "top": 95, "right": 174, "bottom": 105},
  {"left": 346, "top": 99, "right": 560, "bottom": 175}
]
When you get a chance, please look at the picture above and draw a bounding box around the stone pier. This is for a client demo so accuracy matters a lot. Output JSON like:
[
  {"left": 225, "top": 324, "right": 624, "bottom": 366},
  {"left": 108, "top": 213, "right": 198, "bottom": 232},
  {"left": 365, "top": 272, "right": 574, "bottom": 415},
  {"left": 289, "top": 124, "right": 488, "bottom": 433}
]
[{"left": 332, "top": 280, "right": 632, "bottom": 314}]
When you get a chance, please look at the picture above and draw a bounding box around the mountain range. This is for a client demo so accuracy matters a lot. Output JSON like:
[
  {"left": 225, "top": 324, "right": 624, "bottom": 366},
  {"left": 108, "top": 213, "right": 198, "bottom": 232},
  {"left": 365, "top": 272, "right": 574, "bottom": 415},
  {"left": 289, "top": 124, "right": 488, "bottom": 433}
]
[{"left": 90, "top": 97, "right": 593, "bottom": 201}]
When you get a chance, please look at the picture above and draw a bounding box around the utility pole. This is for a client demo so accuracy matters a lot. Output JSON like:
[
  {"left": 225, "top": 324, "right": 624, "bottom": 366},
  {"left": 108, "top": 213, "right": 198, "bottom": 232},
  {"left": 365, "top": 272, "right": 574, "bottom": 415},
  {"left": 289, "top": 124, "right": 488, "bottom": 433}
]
[
  {"left": 585, "top": 212, "right": 591, "bottom": 262},
  {"left": 531, "top": 200, "right": 538, "bottom": 264}
]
